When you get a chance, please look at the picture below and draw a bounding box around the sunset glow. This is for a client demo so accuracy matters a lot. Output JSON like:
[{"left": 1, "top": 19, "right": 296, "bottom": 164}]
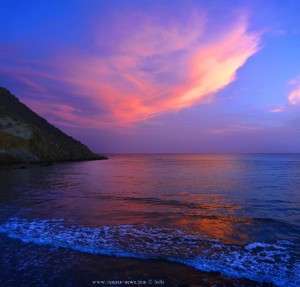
[
  {"left": 288, "top": 85, "right": 300, "bottom": 106},
  {"left": 1, "top": 1, "right": 300, "bottom": 152}
]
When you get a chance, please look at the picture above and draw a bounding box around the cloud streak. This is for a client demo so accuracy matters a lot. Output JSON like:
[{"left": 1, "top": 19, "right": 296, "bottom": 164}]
[
  {"left": 270, "top": 77, "right": 300, "bottom": 113},
  {"left": 288, "top": 85, "right": 300, "bottom": 106},
  {"left": 1, "top": 7, "right": 260, "bottom": 128},
  {"left": 56, "top": 17, "right": 259, "bottom": 126}
]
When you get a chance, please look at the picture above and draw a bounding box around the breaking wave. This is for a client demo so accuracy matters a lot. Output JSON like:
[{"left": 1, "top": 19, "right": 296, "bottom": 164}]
[{"left": 0, "top": 218, "right": 299, "bottom": 287}]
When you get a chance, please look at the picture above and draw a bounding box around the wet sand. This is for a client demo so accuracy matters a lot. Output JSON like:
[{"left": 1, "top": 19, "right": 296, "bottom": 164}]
[
  {"left": 0, "top": 229, "right": 277, "bottom": 287},
  {"left": 62, "top": 254, "right": 275, "bottom": 287}
]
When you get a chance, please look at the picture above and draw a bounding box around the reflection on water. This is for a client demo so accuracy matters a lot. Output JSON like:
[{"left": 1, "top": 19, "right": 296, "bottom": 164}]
[
  {"left": 1, "top": 154, "right": 299, "bottom": 244},
  {"left": 0, "top": 154, "right": 299, "bottom": 286}
]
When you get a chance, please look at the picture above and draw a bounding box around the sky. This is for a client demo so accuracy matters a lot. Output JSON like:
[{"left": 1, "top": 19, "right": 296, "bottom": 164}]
[{"left": 0, "top": 0, "right": 300, "bottom": 153}]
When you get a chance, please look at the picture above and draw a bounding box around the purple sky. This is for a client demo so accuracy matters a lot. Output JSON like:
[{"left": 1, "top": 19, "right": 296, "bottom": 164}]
[{"left": 1, "top": 0, "right": 300, "bottom": 153}]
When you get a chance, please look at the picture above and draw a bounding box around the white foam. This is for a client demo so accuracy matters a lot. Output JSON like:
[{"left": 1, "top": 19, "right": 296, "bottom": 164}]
[
  {"left": 245, "top": 242, "right": 286, "bottom": 251},
  {"left": 0, "top": 218, "right": 298, "bottom": 287}
]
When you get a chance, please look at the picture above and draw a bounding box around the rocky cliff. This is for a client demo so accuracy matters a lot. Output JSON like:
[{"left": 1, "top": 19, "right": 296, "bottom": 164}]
[{"left": 0, "top": 87, "right": 107, "bottom": 163}]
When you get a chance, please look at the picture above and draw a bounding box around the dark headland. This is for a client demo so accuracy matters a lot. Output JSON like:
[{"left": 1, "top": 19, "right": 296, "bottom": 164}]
[{"left": 0, "top": 87, "right": 107, "bottom": 164}]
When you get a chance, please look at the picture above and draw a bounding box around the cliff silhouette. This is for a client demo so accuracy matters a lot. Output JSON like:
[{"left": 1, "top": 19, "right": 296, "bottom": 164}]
[{"left": 0, "top": 87, "right": 107, "bottom": 163}]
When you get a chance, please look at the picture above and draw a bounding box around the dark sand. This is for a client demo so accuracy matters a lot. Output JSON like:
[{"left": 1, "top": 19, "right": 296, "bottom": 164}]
[
  {"left": 62, "top": 254, "right": 275, "bottom": 287},
  {"left": 0, "top": 234, "right": 276, "bottom": 287}
]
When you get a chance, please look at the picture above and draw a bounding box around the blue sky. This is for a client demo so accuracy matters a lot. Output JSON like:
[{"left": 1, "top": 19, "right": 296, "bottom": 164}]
[{"left": 1, "top": 0, "right": 300, "bottom": 152}]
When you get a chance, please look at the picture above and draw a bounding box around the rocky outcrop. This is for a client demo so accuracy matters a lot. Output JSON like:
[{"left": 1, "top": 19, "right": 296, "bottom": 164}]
[{"left": 0, "top": 87, "right": 107, "bottom": 163}]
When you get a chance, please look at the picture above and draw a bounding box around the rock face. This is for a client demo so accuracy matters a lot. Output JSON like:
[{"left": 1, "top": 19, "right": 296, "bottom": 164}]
[{"left": 0, "top": 87, "right": 107, "bottom": 163}]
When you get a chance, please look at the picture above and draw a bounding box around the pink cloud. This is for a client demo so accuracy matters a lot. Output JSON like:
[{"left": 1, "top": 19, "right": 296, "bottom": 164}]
[
  {"left": 288, "top": 85, "right": 300, "bottom": 106},
  {"left": 271, "top": 77, "right": 300, "bottom": 113},
  {"left": 170, "top": 23, "right": 259, "bottom": 110},
  {"left": 211, "top": 124, "right": 262, "bottom": 135},
  {"left": 270, "top": 106, "right": 286, "bottom": 113},
  {"left": 52, "top": 17, "right": 260, "bottom": 126},
  {"left": 23, "top": 99, "right": 109, "bottom": 128},
  {"left": 1, "top": 9, "right": 260, "bottom": 128},
  {"left": 94, "top": 7, "right": 205, "bottom": 58}
]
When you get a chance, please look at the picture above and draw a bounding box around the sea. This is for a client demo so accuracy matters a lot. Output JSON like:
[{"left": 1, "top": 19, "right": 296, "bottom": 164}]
[{"left": 0, "top": 154, "right": 299, "bottom": 287}]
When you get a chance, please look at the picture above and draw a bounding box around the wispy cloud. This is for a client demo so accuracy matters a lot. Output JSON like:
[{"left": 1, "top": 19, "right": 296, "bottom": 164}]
[
  {"left": 56, "top": 17, "right": 259, "bottom": 126},
  {"left": 288, "top": 85, "right": 300, "bottom": 106},
  {"left": 270, "top": 105, "right": 286, "bottom": 113},
  {"left": 1, "top": 7, "right": 260, "bottom": 128},
  {"left": 211, "top": 124, "right": 262, "bottom": 135},
  {"left": 270, "top": 77, "right": 300, "bottom": 113}
]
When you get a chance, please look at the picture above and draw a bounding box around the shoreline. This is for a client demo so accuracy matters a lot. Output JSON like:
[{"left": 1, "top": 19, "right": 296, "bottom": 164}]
[
  {"left": 0, "top": 155, "right": 108, "bottom": 167},
  {"left": 53, "top": 253, "right": 275, "bottom": 287},
  {"left": 0, "top": 233, "right": 276, "bottom": 287}
]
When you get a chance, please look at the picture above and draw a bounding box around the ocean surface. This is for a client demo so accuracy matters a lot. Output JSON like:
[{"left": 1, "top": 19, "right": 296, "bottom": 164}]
[{"left": 0, "top": 154, "right": 299, "bottom": 287}]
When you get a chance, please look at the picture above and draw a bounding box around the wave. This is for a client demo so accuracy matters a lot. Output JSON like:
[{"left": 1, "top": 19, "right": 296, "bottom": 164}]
[
  {"left": 93, "top": 193, "right": 234, "bottom": 210},
  {"left": 0, "top": 218, "right": 299, "bottom": 287}
]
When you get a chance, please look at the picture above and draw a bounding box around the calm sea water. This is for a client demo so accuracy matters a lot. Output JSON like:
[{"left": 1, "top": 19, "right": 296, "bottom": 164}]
[{"left": 0, "top": 154, "right": 299, "bottom": 286}]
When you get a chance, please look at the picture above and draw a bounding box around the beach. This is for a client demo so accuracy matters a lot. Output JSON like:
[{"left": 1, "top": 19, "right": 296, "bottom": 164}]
[
  {"left": 0, "top": 234, "right": 268, "bottom": 287},
  {"left": 0, "top": 154, "right": 299, "bottom": 286}
]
